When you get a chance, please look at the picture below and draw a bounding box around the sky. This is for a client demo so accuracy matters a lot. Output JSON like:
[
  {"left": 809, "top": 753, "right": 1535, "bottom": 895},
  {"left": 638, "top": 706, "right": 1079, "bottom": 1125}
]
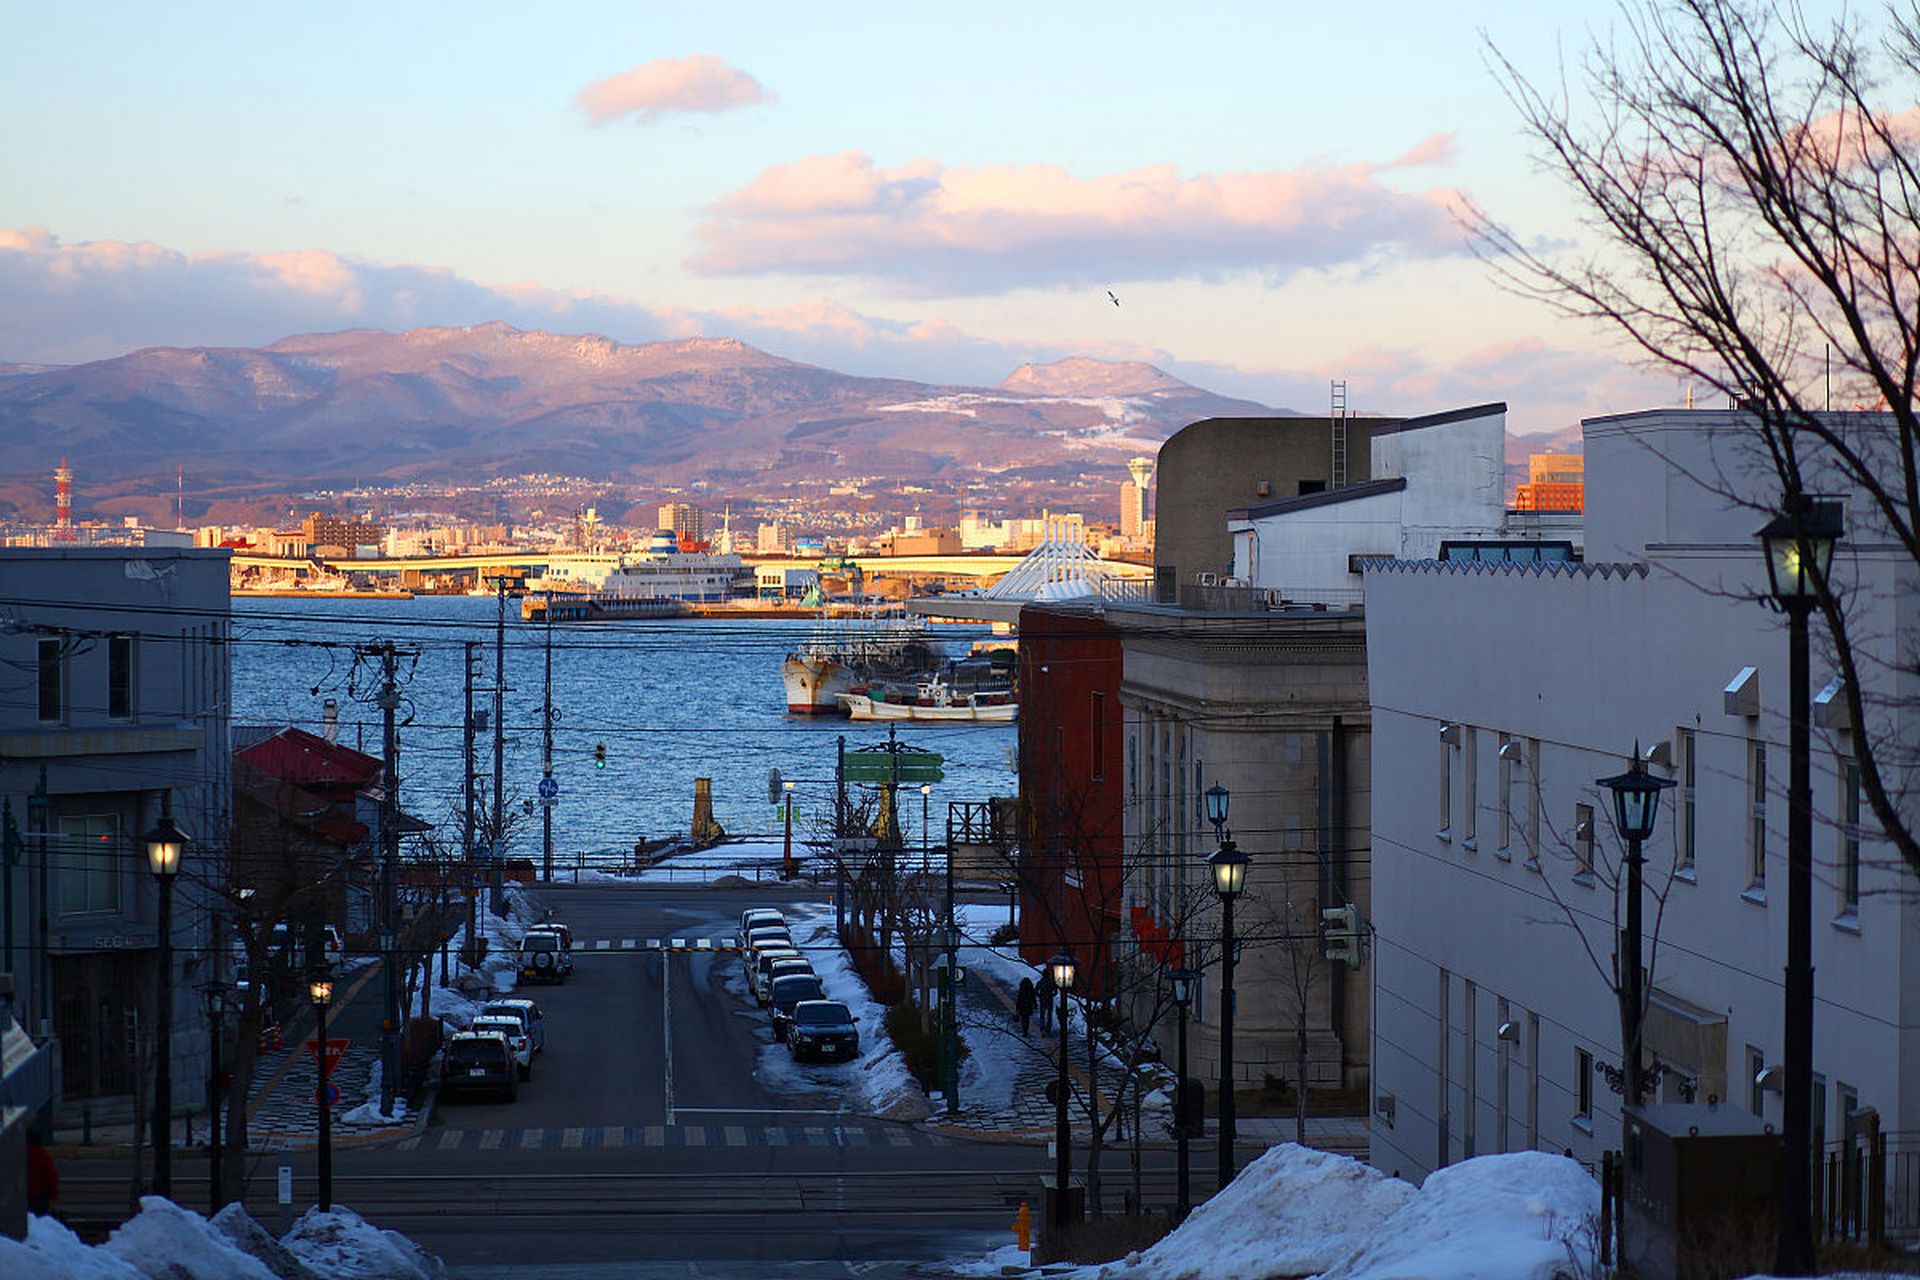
[{"left": 0, "top": 1, "right": 1727, "bottom": 432}]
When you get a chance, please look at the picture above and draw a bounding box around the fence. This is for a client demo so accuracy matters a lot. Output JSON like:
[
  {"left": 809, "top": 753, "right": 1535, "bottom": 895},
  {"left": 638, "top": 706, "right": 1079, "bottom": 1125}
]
[{"left": 1818, "top": 1124, "right": 1918, "bottom": 1246}]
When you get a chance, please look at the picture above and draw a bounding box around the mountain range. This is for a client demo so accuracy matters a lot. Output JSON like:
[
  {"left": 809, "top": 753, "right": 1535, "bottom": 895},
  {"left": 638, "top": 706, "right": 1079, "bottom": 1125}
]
[{"left": 0, "top": 323, "right": 1274, "bottom": 500}]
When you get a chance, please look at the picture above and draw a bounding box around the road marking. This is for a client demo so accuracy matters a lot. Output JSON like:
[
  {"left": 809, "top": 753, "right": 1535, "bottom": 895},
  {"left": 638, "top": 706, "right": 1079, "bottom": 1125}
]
[
  {"left": 395, "top": 1136, "right": 420, "bottom": 1151},
  {"left": 479, "top": 1129, "right": 503, "bottom": 1150},
  {"left": 436, "top": 1130, "right": 463, "bottom": 1151},
  {"left": 594, "top": 939, "right": 610, "bottom": 950},
  {"left": 683, "top": 1126, "right": 707, "bottom": 1147},
  {"left": 601, "top": 1125, "right": 624, "bottom": 1148},
  {"left": 647, "top": 938, "right": 660, "bottom": 949},
  {"left": 723, "top": 1125, "right": 746, "bottom": 1147},
  {"left": 842, "top": 1128, "right": 870, "bottom": 1147},
  {"left": 670, "top": 937, "right": 685, "bottom": 949},
  {"left": 519, "top": 1128, "right": 545, "bottom": 1149},
  {"left": 621, "top": 939, "right": 636, "bottom": 950},
  {"left": 644, "top": 1125, "right": 665, "bottom": 1147},
  {"left": 765, "top": 1127, "right": 788, "bottom": 1146},
  {"left": 804, "top": 1126, "right": 828, "bottom": 1147},
  {"left": 696, "top": 937, "right": 710, "bottom": 949},
  {"left": 562, "top": 1127, "right": 584, "bottom": 1148},
  {"left": 883, "top": 1128, "right": 912, "bottom": 1147},
  {"left": 662, "top": 949, "right": 675, "bottom": 1126}
]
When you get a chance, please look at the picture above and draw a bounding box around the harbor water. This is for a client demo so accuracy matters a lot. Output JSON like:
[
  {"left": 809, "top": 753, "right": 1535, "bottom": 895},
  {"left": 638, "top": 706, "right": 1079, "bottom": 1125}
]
[{"left": 231, "top": 597, "right": 1015, "bottom": 869}]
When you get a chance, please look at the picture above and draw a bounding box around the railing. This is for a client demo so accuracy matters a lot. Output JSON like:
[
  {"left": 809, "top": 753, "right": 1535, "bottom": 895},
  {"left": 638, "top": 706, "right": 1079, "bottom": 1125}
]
[
  {"left": 1174, "top": 583, "right": 1365, "bottom": 612},
  {"left": 1819, "top": 1126, "right": 1918, "bottom": 1244}
]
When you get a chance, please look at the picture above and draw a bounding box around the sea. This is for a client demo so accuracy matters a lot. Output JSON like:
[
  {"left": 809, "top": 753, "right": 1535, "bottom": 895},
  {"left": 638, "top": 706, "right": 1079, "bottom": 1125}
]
[{"left": 230, "top": 597, "right": 1014, "bottom": 870}]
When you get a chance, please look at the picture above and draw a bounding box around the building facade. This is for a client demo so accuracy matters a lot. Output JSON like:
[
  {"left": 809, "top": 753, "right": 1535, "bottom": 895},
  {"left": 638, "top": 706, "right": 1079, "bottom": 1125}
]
[
  {"left": 0, "top": 547, "right": 231, "bottom": 1118},
  {"left": 1364, "top": 410, "right": 1919, "bottom": 1181}
]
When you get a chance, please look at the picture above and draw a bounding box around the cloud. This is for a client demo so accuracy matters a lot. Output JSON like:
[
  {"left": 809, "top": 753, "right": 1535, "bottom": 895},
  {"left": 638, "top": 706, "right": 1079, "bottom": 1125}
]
[
  {"left": 688, "top": 140, "right": 1469, "bottom": 294},
  {"left": 573, "top": 54, "right": 773, "bottom": 125}
]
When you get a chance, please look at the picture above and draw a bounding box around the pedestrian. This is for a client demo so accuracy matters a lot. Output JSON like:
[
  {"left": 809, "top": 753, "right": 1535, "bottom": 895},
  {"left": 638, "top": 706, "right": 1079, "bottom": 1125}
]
[
  {"left": 1036, "top": 969, "right": 1056, "bottom": 1032},
  {"left": 26, "top": 1130, "right": 57, "bottom": 1217},
  {"left": 1015, "top": 977, "right": 1036, "bottom": 1037}
]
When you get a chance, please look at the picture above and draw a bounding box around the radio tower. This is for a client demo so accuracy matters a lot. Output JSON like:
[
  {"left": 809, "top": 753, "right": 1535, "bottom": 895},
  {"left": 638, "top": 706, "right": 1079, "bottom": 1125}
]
[{"left": 54, "top": 459, "right": 74, "bottom": 541}]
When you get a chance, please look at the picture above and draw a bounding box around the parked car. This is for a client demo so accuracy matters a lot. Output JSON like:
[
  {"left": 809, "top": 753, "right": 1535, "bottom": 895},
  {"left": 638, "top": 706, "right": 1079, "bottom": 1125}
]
[
  {"left": 478, "top": 998, "right": 545, "bottom": 1054},
  {"left": 760, "top": 957, "right": 814, "bottom": 1007},
  {"left": 470, "top": 1014, "right": 534, "bottom": 1081},
  {"left": 440, "top": 1031, "right": 518, "bottom": 1102},
  {"left": 535, "top": 919, "right": 574, "bottom": 950},
  {"left": 519, "top": 930, "right": 570, "bottom": 983},
  {"left": 767, "top": 973, "right": 826, "bottom": 1041},
  {"left": 787, "top": 1000, "right": 860, "bottom": 1063},
  {"left": 739, "top": 908, "right": 785, "bottom": 938},
  {"left": 743, "top": 924, "right": 791, "bottom": 956},
  {"left": 749, "top": 947, "right": 802, "bottom": 1003},
  {"left": 267, "top": 922, "right": 344, "bottom": 968},
  {"left": 526, "top": 924, "right": 574, "bottom": 974}
]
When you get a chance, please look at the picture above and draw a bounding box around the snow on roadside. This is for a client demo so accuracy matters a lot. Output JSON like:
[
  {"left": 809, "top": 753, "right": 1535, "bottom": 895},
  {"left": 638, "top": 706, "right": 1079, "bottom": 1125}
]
[
  {"left": 339, "top": 1058, "right": 409, "bottom": 1128},
  {"left": 282, "top": 1204, "right": 445, "bottom": 1280},
  {"left": 1092, "top": 1145, "right": 1416, "bottom": 1280},
  {"left": 100, "top": 1197, "right": 280, "bottom": 1280},
  {"left": 0, "top": 1216, "right": 143, "bottom": 1280}
]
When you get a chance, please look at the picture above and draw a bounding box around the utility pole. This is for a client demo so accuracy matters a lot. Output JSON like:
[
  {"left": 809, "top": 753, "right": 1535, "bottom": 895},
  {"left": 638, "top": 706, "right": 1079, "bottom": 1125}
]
[
  {"left": 542, "top": 589, "right": 553, "bottom": 883},
  {"left": 491, "top": 576, "right": 507, "bottom": 915},
  {"left": 462, "top": 641, "right": 477, "bottom": 955},
  {"left": 376, "top": 642, "right": 400, "bottom": 1118},
  {"left": 835, "top": 735, "right": 847, "bottom": 937}
]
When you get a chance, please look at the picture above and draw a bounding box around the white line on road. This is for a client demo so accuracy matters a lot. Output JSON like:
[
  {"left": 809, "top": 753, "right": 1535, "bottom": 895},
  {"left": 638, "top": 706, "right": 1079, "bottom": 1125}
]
[
  {"left": 594, "top": 939, "right": 610, "bottom": 950},
  {"left": 662, "top": 948, "right": 675, "bottom": 1127},
  {"left": 647, "top": 938, "right": 660, "bottom": 949},
  {"left": 621, "top": 938, "right": 635, "bottom": 949},
  {"left": 670, "top": 937, "right": 685, "bottom": 949}
]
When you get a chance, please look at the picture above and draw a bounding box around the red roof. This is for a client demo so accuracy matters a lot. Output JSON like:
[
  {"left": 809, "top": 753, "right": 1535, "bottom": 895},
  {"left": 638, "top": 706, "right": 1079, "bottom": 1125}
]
[{"left": 235, "top": 727, "right": 382, "bottom": 789}]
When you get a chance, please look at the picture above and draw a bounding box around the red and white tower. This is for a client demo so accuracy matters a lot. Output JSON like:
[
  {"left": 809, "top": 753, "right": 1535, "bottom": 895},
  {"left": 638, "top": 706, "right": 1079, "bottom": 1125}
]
[{"left": 54, "top": 458, "right": 74, "bottom": 541}]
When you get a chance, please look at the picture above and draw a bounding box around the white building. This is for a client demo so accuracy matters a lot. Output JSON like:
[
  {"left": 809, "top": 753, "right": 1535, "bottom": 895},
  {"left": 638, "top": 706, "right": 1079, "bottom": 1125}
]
[{"left": 1364, "top": 409, "right": 1918, "bottom": 1182}]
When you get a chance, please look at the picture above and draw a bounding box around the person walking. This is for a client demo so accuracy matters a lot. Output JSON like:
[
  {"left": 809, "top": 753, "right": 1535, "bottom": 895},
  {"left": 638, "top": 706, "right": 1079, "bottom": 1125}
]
[
  {"left": 1036, "top": 969, "right": 1056, "bottom": 1033},
  {"left": 1015, "top": 976, "right": 1036, "bottom": 1037},
  {"left": 26, "top": 1131, "right": 57, "bottom": 1217}
]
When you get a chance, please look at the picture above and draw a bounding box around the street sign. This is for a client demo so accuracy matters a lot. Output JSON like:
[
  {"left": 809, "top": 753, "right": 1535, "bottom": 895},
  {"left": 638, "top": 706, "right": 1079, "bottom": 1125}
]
[
  {"left": 767, "top": 768, "right": 783, "bottom": 804},
  {"left": 844, "top": 748, "right": 943, "bottom": 784},
  {"left": 318, "top": 1083, "right": 341, "bottom": 1107},
  {"left": 277, "top": 1167, "right": 292, "bottom": 1206},
  {"left": 305, "top": 1036, "right": 350, "bottom": 1079},
  {"left": 537, "top": 775, "right": 559, "bottom": 801}
]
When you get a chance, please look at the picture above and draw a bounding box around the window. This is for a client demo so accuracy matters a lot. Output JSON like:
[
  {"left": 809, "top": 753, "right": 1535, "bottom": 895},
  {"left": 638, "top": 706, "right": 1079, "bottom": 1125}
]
[
  {"left": 56, "top": 814, "right": 122, "bottom": 915},
  {"left": 1524, "top": 738, "right": 1542, "bottom": 869},
  {"left": 1438, "top": 732, "right": 1453, "bottom": 838},
  {"left": 1748, "top": 1045, "right": 1767, "bottom": 1117},
  {"left": 1496, "top": 737, "right": 1515, "bottom": 859},
  {"left": 37, "top": 639, "right": 63, "bottom": 721},
  {"left": 1749, "top": 742, "right": 1769, "bottom": 888},
  {"left": 1839, "top": 757, "right": 1861, "bottom": 916},
  {"left": 108, "top": 634, "right": 135, "bottom": 720},
  {"left": 1461, "top": 728, "right": 1478, "bottom": 848},
  {"left": 1574, "top": 803, "right": 1595, "bottom": 880},
  {"left": 1677, "top": 729, "right": 1696, "bottom": 875},
  {"left": 1154, "top": 565, "right": 1176, "bottom": 604},
  {"left": 1462, "top": 980, "right": 1478, "bottom": 1157},
  {"left": 1813, "top": 1074, "right": 1828, "bottom": 1144},
  {"left": 1574, "top": 1047, "right": 1594, "bottom": 1123},
  {"left": 1838, "top": 1083, "right": 1859, "bottom": 1135},
  {"left": 1089, "top": 692, "right": 1107, "bottom": 781}
]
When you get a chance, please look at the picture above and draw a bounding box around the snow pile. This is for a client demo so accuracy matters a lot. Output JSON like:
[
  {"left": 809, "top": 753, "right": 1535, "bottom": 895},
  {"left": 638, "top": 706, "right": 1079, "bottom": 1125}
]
[
  {"left": 339, "top": 1060, "right": 408, "bottom": 1128},
  {"left": 1097, "top": 1145, "right": 1417, "bottom": 1280},
  {"left": 101, "top": 1196, "right": 280, "bottom": 1279},
  {"left": 282, "top": 1204, "right": 445, "bottom": 1280},
  {"left": 1323, "top": 1152, "right": 1598, "bottom": 1280},
  {"left": 210, "top": 1203, "right": 323, "bottom": 1280},
  {"left": 0, "top": 1215, "right": 143, "bottom": 1280}
]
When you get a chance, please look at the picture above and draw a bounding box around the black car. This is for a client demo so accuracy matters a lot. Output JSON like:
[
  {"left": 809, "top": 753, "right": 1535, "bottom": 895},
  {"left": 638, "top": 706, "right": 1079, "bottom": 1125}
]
[
  {"left": 440, "top": 1031, "right": 519, "bottom": 1102},
  {"left": 768, "top": 973, "right": 826, "bottom": 1042},
  {"left": 787, "top": 1000, "right": 859, "bottom": 1063}
]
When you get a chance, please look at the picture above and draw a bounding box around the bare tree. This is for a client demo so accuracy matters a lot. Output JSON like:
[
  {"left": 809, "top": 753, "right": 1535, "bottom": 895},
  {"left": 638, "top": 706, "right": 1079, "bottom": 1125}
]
[{"left": 1472, "top": 0, "right": 1920, "bottom": 874}]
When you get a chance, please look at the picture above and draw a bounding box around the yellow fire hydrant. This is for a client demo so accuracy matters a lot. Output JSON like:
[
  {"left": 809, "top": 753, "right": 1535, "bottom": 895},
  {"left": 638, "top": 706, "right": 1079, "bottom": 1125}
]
[{"left": 1014, "top": 1201, "right": 1032, "bottom": 1254}]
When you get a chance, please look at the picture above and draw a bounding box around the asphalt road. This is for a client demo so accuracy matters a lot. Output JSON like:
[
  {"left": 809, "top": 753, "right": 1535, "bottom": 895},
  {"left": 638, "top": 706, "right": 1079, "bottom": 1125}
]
[{"left": 66, "top": 882, "right": 1178, "bottom": 1278}]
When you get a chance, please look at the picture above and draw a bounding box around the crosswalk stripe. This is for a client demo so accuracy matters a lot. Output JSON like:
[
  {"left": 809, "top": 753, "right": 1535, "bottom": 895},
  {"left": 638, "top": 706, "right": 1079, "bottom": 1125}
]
[
  {"left": 683, "top": 1125, "right": 707, "bottom": 1147},
  {"left": 842, "top": 1128, "right": 870, "bottom": 1147},
  {"left": 884, "top": 1128, "right": 912, "bottom": 1147},
  {"left": 765, "top": 1127, "right": 788, "bottom": 1146},
  {"left": 436, "top": 1129, "right": 464, "bottom": 1151},
  {"left": 594, "top": 939, "right": 610, "bottom": 950},
  {"left": 697, "top": 938, "right": 710, "bottom": 949},
  {"left": 621, "top": 939, "right": 636, "bottom": 949},
  {"left": 562, "top": 1127, "right": 585, "bottom": 1148},
  {"left": 724, "top": 1125, "right": 747, "bottom": 1147},
  {"left": 647, "top": 939, "right": 660, "bottom": 950},
  {"left": 520, "top": 1127, "right": 545, "bottom": 1149},
  {"left": 670, "top": 937, "right": 685, "bottom": 949},
  {"left": 804, "top": 1126, "right": 828, "bottom": 1147},
  {"left": 395, "top": 1135, "right": 421, "bottom": 1151},
  {"left": 479, "top": 1129, "right": 503, "bottom": 1150},
  {"left": 644, "top": 1125, "right": 665, "bottom": 1147}
]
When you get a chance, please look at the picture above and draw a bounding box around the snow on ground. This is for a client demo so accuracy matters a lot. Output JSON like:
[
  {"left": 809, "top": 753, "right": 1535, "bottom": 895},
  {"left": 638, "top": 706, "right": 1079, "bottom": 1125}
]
[
  {"left": 338, "top": 1058, "right": 409, "bottom": 1129},
  {"left": 741, "top": 904, "right": 929, "bottom": 1122},
  {"left": 556, "top": 839, "right": 826, "bottom": 888},
  {"left": 1093, "top": 1145, "right": 1416, "bottom": 1280},
  {"left": 0, "top": 1198, "right": 444, "bottom": 1280}
]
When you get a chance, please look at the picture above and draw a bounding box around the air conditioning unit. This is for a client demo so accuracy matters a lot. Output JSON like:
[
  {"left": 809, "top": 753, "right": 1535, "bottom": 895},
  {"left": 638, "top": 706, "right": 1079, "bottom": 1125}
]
[
  {"left": 1222, "top": 576, "right": 1247, "bottom": 588},
  {"left": 1196, "top": 572, "right": 1218, "bottom": 587},
  {"left": 1265, "top": 589, "right": 1286, "bottom": 606}
]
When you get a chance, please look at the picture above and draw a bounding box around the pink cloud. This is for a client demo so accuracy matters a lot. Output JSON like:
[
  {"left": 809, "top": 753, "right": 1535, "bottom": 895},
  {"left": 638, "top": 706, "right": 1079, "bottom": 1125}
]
[
  {"left": 574, "top": 54, "right": 773, "bottom": 125},
  {"left": 689, "top": 141, "right": 1469, "bottom": 293}
]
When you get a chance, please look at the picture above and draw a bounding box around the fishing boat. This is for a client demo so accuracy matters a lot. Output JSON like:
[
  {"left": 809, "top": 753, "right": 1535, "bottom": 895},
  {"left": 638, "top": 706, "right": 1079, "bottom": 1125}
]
[
  {"left": 837, "top": 674, "right": 1017, "bottom": 723},
  {"left": 781, "top": 612, "right": 941, "bottom": 714}
]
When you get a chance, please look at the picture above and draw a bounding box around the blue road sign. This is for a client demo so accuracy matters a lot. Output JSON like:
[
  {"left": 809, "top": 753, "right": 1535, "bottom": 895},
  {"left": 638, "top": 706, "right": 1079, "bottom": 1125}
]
[
  {"left": 537, "top": 775, "right": 559, "bottom": 801},
  {"left": 319, "top": 1083, "right": 341, "bottom": 1107}
]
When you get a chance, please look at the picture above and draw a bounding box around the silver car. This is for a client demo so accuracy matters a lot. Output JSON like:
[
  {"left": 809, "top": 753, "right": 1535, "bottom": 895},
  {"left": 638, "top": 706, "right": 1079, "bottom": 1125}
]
[{"left": 470, "top": 1014, "right": 534, "bottom": 1081}]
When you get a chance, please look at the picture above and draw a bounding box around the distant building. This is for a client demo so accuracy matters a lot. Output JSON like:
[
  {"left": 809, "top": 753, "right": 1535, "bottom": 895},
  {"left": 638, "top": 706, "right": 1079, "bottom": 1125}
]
[
  {"left": 1120, "top": 482, "right": 1148, "bottom": 540},
  {"left": 660, "top": 503, "right": 706, "bottom": 546},
  {"left": 302, "top": 513, "right": 383, "bottom": 555},
  {"left": 1511, "top": 452, "right": 1585, "bottom": 512},
  {"left": 757, "top": 521, "right": 794, "bottom": 554}
]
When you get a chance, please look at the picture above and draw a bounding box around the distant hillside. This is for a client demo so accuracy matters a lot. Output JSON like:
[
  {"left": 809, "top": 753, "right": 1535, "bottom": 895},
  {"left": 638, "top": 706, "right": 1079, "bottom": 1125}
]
[{"left": 0, "top": 322, "right": 1273, "bottom": 493}]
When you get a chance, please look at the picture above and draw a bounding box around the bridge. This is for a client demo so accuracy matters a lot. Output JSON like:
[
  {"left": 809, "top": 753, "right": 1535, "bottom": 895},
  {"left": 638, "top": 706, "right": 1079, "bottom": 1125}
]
[{"left": 229, "top": 550, "right": 1151, "bottom": 583}]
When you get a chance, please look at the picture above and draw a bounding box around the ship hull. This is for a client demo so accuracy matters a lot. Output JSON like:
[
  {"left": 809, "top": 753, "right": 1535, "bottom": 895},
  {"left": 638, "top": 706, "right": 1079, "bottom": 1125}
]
[
  {"left": 783, "top": 654, "right": 853, "bottom": 714},
  {"left": 837, "top": 693, "right": 1017, "bottom": 723}
]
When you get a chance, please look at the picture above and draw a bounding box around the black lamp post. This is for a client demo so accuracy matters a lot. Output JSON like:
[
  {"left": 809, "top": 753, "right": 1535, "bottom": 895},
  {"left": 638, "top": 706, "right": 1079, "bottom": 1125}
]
[
  {"left": 1759, "top": 496, "right": 1842, "bottom": 1277},
  {"left": 1204, "top": 781, "right": 1249, "bottom": 1191},
  {"left": 1167, "top": 967, "right": 1199, "bottom": 1219},
  {"left": 1048, "top": 949, "right": 1077, "bottom": 1230},
  {"left": 144, "top": 808, "right": 188, "bottom": 1198},
  {"left": 1597, "top": 747, "right": 1674, "bottom": 1122},
  {"left": 199, "top": 979, "right": 234, "bottom": 1211},
  {"left": 310, "top": 973, "right": 335, "bottom": 1212}
]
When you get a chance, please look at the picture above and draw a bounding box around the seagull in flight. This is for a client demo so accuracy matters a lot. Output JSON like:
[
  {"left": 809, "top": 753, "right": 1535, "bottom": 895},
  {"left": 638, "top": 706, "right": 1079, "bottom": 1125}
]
[{"left": 1106, "top": 290, "right": 1121, "bottom": 307}]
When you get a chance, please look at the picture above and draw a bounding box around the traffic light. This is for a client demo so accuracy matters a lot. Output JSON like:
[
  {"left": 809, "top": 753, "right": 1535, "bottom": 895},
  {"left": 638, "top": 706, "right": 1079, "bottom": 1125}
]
[
  {"left": 1321, "top": 903, "right": 1363, "bottom": 969},
  {"left": 594, "top": 742, "right": 607, "bottom": 769}
]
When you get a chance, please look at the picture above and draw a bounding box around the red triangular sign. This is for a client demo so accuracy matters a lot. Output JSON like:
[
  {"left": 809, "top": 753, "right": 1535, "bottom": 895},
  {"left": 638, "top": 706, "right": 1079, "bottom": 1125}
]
[{"left": 305, "top": 1036, "right": 350, "bottom": 1078}]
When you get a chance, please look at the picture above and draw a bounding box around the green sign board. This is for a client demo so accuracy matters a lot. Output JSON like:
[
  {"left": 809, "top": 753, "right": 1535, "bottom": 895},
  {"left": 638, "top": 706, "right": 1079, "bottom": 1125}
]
[{"left": 844, "top": 749, "right": 944, "bottom": 784}]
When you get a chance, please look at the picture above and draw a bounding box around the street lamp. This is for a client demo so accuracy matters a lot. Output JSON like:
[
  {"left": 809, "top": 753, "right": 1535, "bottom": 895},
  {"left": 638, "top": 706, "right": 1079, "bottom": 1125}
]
[
  {"left": 1203, "top": 783, "right": 1230, "bottom": 839},
  {"left": 310, "top": 973, "right": 335, "bottom": 1212},
  {"left": 199, "top": 980, "right": 234, "bottom": 1211},
  {"left": 782, "top": 780, "right": 797, "bottom": 880},
  {"left": 1208, "top": 812, "right": 1250, "bottom": 1192},
  {"left": 1758, "top": 496, "right": 1842, "bottom": 1277},
  {"left": 1167, "top": 967, "right": 1200, "bottom": 1219},
  {"left": 144, "top": 807, "right": 188, "bottom": 1198},
  {"left": 1047, "top": 950, "right": 1077, "bottom": 1231},
  {"left": 1597, "top": 747, "right": 1675, "bottom": 1125}
]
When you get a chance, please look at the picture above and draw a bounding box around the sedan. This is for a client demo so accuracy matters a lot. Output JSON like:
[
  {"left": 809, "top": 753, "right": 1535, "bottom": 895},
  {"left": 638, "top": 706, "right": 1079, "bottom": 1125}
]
[
  {"left": 471, "top": 1015, "right": 534, "bottom": 1081},
  {"left": 478, "top": 999, "right": 545, "bottom": 1054},
  {"left": 768, "top": 973, "right": 826, "bottom": 1042},
  {"left": 787, "top": 1000, "right": 860, "bottom": 1063},
  {"left": 441, "top": 1032, "right": 518, "bottom": 1102}
]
